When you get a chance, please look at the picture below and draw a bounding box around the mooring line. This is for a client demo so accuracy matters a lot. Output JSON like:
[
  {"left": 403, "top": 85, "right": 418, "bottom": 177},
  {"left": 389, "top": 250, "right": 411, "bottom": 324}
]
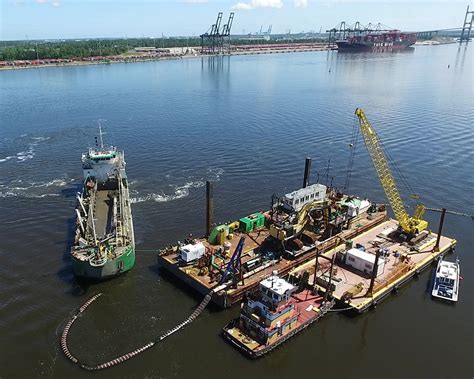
[{"left": 61, "top": 291, "right": 214, "bottom": 371}]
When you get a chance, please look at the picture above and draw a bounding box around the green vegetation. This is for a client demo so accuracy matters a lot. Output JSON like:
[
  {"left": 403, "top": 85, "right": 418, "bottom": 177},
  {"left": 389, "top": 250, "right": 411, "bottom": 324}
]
[
  {"left": 0, "top": 36, "right": 327, "bottom": 61},
  {"left": 0, "top": 38, "right": 201, "bottom": 61}
]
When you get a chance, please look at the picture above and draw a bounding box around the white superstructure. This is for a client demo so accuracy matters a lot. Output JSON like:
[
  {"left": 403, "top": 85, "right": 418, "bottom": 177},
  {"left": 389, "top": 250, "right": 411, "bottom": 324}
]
[
  {"left": 81, "top": 126, "right": 125, "bottom": 183},
  {"left": 283, "top": 184, "right": 327, "bottom": 212},
  {"left": 247, "top": 273, "right": 296, "bottom": 318},
  {"left": 260, "top": 275, "right": 295, "bottom": 299},
  {"left": 432, "top": 258, "right": 460, "bottom": 302}
]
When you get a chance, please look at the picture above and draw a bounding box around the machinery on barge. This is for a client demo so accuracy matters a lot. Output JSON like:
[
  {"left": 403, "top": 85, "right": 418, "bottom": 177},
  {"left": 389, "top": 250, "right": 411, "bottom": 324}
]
[
  {"left": 288, "top": 109, "right": 457, "bottom": 313},
  {"left": 158, "top": 176, "right": 387, "bottom": 308},
  {"left": 71, "top": 127, "right": 135, "bottom": 279}
]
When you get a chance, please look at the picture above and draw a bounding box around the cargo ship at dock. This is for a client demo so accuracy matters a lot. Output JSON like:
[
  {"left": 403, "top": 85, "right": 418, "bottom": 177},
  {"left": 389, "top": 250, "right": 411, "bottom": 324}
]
[
  {"left": 223, "top": 273, "right": 335, "bottom": 358},
  {"left": 158, "top": 179, "right": 387, "bottom": 308},
  {"left": 71, "top": 128, "right": 135, "bottom": 279},
  {"left": 336, "top": 31, "right": 416, "bottom": 52}
]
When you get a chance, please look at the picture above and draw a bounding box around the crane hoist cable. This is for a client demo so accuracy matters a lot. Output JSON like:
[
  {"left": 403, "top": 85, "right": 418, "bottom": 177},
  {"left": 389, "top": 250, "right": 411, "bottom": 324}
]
[
  {"left": 354, "top": 108, "right": 428, "bottom": 235},
  {"left": 344, "top": 114, "right": 360, "bottom": 192},
  {"left": 377, "top": 134, "right": 420, "bottom": 202}
]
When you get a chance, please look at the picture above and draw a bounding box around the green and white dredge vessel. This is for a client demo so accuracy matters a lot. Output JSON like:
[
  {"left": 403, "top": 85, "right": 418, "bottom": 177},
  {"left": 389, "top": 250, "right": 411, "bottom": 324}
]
[{"left": 71, "top": 127, "right": 135, "bottom": 279}]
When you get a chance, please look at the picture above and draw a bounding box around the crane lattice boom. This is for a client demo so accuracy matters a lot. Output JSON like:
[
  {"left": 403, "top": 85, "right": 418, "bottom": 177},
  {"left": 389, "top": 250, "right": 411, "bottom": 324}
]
[{"left": 355, "top": 108, "right": 427, "bottom": 235}]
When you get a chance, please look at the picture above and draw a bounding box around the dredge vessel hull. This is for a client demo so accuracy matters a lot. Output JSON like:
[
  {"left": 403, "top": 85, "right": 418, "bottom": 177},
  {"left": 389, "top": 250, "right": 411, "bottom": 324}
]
[
  {"left": 71, "top": 132, "right": 135, "bottom": 280},
  {"left": 72, "top": 245, "right": 135, "bottom": 279}
]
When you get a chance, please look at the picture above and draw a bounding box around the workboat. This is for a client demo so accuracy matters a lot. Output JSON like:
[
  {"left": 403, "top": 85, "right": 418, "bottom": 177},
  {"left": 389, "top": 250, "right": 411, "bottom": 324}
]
[
  {"left": 222, "top": 271, "right": 334, "bottom": 357},
  {"left": 432, "top": 258, "right": 460, "bottom": 302},
  {"left": 71, "top": 127, "right": 135, "bottom": 279}
]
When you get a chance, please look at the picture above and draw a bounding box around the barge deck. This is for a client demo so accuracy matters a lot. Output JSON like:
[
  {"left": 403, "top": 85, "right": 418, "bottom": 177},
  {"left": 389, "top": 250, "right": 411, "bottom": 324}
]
[
  {"left": 158, "top": 210, "right": 387, "bottom": 308},
  {"left": 289, "top": 219, "right": 457, "bottom": 313}
]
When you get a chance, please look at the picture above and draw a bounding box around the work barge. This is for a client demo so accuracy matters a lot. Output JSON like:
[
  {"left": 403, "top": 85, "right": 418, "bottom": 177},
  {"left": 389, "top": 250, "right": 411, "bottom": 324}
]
[
  {"left": 288, "top": 216, "right": 456, "bottom": 313},
  {"left": 158, "top": 158, "right": 388, "bottom": 308},
  {"left": 158, "top": 108, "right": 459, "bottom": 315}
]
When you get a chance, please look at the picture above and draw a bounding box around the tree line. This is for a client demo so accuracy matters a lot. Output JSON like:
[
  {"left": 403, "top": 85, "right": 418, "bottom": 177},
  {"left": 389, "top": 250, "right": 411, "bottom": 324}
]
[{"left": 0, "top": 37, "right": 327, "bottom": 61}]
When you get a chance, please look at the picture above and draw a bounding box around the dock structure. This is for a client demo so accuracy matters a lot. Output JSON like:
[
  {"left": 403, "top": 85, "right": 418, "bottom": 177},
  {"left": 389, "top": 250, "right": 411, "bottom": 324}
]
[
  {"left": 289, "top": 219, "right": 457, "bottom": 313},
  {"left": 158, "top": 209, "right": 387, "bottom": 308}
]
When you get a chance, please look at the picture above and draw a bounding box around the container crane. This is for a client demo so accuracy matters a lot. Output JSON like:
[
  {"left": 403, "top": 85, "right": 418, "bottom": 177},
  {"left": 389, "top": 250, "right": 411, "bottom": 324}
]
[{"left": 355, "top": 108, "right": 428, "bottom": 236}]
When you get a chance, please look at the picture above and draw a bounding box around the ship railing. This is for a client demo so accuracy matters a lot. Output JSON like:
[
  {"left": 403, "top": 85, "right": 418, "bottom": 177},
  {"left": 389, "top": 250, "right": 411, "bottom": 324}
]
[
  {"left": 89, "top": 255, "right": 107, "bottom": 267},
  {"left": 86, "top": 183, "right": 98, "bottom": 245}
]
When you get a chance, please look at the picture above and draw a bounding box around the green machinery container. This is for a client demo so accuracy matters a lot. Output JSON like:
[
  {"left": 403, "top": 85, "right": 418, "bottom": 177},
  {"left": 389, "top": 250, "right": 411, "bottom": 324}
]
[
  {"left": 208, "top": 225, "right": 229, "bottom": 245},
  {"left": 346, "top": 239, "right": 353, "bottom": 249},
  {"left": 239, "top": 217, "right": 253, "bottom": 233},
  {"left": 239, "top": 213, "right": 265, "bottom": 233}
]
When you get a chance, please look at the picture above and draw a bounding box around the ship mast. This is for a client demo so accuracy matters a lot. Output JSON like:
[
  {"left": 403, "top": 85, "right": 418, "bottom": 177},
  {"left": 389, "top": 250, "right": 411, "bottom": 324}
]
[{"left": 98, "top": 122, "right": 105, "bottom": 149}]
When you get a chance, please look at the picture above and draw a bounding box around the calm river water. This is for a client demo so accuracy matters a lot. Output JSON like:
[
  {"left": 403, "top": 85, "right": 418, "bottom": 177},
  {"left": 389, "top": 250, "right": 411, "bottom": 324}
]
[{"left": 0, "top": 44, "right": 473, "bottom": 378}]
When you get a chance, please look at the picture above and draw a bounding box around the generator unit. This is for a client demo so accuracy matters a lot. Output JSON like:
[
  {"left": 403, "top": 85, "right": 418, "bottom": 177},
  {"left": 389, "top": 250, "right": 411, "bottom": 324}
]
[
  {"left": 345, "top": 248, "right": 385, "bottom": 277},
  {"left": 179, "top": 242, "right": 205, "bottom": 263}
]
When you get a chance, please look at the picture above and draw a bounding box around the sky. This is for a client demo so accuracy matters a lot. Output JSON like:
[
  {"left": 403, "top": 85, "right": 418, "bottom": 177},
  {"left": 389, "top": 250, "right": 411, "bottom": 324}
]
[{"left": 0, "top": 0, "right": 470, "bottom": 40}]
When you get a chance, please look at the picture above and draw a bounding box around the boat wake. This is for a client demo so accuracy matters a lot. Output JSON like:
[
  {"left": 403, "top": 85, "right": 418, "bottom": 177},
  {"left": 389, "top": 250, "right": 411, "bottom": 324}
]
[
  {"left": 0, "top": 136, "right": 51, "bottom": 163},
  {"left": 130, "top": 181, "right": 204, "bottom": 204},
  {"left": 0, "top": 178, "right": 73, "bottom": 199},
  {"left": 130, "top": 168, "right": 224, "bottom": 204}
]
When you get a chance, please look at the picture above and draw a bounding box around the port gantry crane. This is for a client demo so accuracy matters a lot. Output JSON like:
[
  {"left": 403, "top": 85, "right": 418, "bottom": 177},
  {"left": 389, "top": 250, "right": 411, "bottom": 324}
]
[{"left": 355, "top": 108, "right": 428, "bottom": 236}]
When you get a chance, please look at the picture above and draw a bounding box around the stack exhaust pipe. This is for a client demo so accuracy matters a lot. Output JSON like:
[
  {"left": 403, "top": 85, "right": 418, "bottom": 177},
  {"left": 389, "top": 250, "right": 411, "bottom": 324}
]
[
  {"left": 303, "top": 157, "right": 312, "bottom": 188},
  {"left": 206, "top": 181, "right": 214, "bottom": 237}
]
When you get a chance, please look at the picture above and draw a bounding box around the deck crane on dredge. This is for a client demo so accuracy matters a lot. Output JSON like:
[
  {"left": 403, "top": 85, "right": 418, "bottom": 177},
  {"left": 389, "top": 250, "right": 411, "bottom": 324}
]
[{"left": 354, "top": 107, "right": 428, "bottom": 238}]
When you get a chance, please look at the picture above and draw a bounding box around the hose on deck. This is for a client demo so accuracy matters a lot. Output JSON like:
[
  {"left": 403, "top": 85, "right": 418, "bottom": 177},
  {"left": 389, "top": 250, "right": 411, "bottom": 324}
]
[{"left": 61, "top": 291, "right": 214, "bottom": 371}]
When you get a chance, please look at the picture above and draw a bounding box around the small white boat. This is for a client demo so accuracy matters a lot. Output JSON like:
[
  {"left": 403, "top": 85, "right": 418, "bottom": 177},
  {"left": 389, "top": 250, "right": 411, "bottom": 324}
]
[{"left": 432, "top": 258, "right": 460, "bottom": 302}]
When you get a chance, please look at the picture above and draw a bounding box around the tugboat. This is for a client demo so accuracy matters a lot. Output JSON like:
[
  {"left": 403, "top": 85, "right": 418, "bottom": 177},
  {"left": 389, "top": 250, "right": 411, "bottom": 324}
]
[
  {"left": 71, "top": 126, "right": 135, "bottom": 279},
  {"left": 432, "top": 258, "right": 460, "bottom": 302},
  {"left": 222, "top": 271, "right": 334, "bottom": 357}
]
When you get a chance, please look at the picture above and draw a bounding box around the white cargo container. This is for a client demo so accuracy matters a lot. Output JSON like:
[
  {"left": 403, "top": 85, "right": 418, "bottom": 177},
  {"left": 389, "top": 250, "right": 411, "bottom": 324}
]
[
  {"left": 179, "top": 242, "right": 205, "bottom": 263},
  {"left": 283, "top": 184, "right": 326, "bottom": 212},
  {"left": 345, "top": 248, "right": 385, "bottom": 277},
  {"left": 344, "top": 198, "right": 371, "bottom": 217}
]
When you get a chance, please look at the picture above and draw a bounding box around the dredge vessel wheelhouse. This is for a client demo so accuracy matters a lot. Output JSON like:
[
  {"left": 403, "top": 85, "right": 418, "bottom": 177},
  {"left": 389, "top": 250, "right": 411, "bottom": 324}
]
[
  {"left": 222, "top": 271, "right": 334, "bottom": 357},
  {"left": 71, "top": 128, "right": 135, "bottom": 279}
]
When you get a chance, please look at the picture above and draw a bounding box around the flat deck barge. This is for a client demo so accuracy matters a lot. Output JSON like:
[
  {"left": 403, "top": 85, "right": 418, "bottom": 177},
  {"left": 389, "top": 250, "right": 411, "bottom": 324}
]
[
  {"left": 289, "top": 219, "right": 457, "bottom": 313},
  {"left": 158, "top": 209, "right": 387, "bottom": 308}
]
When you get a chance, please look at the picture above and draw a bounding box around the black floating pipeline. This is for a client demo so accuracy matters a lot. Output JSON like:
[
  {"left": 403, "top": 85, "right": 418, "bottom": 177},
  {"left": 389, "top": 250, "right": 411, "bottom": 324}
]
[
  {"left": 60, "top": 291, "right": 214, "bottom": 371},
  {"left": 378, "top": 202, "right": 474, "bottom": 220},
  {"left": 425, "top": 207, "right": 474, "bottom": 219},
  {"left": 60, "top": 293, "right": 103, "bottom": 365}
]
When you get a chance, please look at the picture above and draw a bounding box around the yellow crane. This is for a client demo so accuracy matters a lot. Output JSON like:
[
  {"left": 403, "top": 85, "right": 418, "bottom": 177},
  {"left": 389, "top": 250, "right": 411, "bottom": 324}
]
[{"left": 355, "top": 108, "right": 428, "bottom": 236}]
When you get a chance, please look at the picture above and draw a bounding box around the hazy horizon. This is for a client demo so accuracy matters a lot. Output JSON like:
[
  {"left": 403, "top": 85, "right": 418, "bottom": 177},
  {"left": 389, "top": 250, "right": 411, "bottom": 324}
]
[{"left": 1, "top": 0, "right": 470, "bottom": 41}]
